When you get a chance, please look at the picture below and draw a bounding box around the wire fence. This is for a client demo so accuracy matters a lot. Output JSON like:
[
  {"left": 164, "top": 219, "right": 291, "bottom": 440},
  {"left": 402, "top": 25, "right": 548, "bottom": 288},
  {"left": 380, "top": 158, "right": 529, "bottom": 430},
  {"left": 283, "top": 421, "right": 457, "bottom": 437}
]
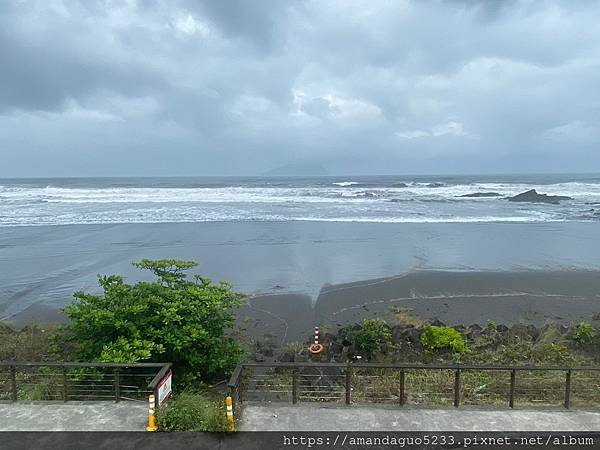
[
  {"left": 0, "top": 362, "right": 171, "bottom": 403},
  {"left": 228, "top": 363, "right": 600, "bottom": 410}
]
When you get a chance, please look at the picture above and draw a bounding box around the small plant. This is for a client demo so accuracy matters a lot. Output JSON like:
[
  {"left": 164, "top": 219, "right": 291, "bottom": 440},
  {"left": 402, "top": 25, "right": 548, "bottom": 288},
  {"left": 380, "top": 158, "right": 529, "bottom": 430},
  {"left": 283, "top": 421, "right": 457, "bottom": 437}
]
[
  {"left": 533, "top": 343, "right": 573, "bottom": 365},
  {"left": 420, "top": 325, "right": 469, "bottom": 357},
  {"left": 573, "top": 322, "right": 595, "bottom": 346},
  {"left": 156, "top": 392, "right": 228, "bottom": 432},
  {"left": 284, "top": 341, "right": 306, "bottom": 355},
  {"left": 352, "top": 319, "right": 392, "bottom": 357}
]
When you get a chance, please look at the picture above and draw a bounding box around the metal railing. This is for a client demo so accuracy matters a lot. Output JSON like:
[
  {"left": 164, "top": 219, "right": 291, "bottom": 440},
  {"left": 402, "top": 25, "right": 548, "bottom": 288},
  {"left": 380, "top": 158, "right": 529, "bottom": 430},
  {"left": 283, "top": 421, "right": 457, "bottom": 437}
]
[
  {"left": 0, "top": 362, "right": 172, "bottom": 403},
  {"left": 227, "top": 363, "right": 600, "bottom": 410}
]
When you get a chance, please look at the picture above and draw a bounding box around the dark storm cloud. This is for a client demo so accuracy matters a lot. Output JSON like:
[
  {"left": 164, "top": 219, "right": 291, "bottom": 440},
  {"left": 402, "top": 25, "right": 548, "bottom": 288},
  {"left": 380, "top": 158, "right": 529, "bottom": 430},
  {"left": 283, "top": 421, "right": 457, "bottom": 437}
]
[{"left": 0, "top": 0, "right": 599, "bottom": 176}]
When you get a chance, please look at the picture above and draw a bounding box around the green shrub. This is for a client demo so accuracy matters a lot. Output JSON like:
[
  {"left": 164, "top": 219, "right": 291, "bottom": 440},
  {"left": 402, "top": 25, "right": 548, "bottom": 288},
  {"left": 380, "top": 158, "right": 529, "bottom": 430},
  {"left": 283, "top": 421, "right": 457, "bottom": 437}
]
[
  {"left": 156, "top": 392, "right": 228, "bottom": 432},
  {"left": 573, "top": 322, "right": 595, "bottom": 346},
  {"left": 55, "top": 259, "right": 244, "bottom": 384},
  {"left": 352, "top": 319, "right": 392, "bottom": 357},
  {"left": 421, "top": 325, "right": 469, "bottom": 357}
]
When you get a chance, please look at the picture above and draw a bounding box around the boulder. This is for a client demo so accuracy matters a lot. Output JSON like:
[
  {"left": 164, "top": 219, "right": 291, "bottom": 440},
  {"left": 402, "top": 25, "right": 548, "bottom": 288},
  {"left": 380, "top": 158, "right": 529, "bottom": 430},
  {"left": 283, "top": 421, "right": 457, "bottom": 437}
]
[
  {"left": 404, "top": 327, "right": 423, "bottom": 344},
  {"left": 509, "top": 323, "right": 531, "bottom": 339},
  {"left": 328, "top": 341, "right": 343, "bottom": 355},
  {"left": 467, "top": 324, "right": 483, "bottom": 339},
  {"left": 278, "top": 351, "right": 295, "bottom": 363},
  {"left": 526, "top": 324, "right": 540, "bottom": 341},
  {"left": 452, "top": 325, "right": 468, "bottom": 334},
  {"left": 391, "top": 325, "right": 405, "bottom": 344},
  {"left": 496, "top": 324, "right": 509, "bottom": 334},
  {"left": 507, "top": 189, "right": 572, "bottom": 204}
]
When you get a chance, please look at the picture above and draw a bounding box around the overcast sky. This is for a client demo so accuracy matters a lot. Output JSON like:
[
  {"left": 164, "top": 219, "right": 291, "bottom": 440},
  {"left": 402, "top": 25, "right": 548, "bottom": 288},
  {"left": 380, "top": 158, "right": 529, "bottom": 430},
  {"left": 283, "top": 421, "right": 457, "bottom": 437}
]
[{"left": 1, "top": 0, "right": 599, "bottom": 177}]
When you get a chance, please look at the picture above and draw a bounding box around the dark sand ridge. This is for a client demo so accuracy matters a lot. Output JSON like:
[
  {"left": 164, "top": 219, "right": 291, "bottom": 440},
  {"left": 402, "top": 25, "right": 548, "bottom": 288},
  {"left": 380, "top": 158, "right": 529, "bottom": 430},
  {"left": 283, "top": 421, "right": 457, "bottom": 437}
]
[{"left": 237, "top": 270, "right": 600, "bottom": 347}]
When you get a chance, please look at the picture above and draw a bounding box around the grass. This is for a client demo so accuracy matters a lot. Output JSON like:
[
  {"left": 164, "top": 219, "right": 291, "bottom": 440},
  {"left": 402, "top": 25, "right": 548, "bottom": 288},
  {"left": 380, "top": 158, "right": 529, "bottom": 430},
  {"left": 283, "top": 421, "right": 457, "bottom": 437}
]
[{"left": 156, "top": 391, "right": 228, "bottom": 432}]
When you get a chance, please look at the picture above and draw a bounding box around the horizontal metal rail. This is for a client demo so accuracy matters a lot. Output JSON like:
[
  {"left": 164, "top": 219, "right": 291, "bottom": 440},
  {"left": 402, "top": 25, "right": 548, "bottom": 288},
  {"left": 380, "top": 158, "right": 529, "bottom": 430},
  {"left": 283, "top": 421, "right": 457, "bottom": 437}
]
[
  {"left": 0, "top": 362, "right": 172, "bottom": 404},
  {"left": 228, "top": 363, "right": 600, "bottom": 410},
  {"left": 240, "top": 362, "right": 600, "bottom": 371}
]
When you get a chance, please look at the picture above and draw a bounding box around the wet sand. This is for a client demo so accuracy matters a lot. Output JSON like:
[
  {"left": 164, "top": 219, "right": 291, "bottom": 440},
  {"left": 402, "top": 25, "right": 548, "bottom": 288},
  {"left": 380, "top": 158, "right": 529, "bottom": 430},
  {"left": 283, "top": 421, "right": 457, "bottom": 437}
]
[
  {"left": 9, "top": 269, "right": 600, "bottom": 346},
  {"left": 2, "top": 222, "right": 600, "bottom": 344},
  {"left": 238, "top": 270, "right": 600, "bottom": 346}
]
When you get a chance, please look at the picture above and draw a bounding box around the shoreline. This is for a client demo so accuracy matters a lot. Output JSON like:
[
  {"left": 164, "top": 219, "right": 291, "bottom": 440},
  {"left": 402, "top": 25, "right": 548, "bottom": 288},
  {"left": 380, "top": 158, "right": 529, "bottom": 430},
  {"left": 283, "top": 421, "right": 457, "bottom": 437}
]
[{"left": 11, "top": 269, "right": 598, "bottom": 349}]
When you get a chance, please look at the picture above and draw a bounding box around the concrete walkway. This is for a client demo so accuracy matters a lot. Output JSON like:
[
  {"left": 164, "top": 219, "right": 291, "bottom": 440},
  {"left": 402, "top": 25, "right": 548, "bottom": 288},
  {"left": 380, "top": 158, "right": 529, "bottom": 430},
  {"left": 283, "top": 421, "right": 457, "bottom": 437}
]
[
  {"left": 0, "top": 401, "right": 148, "bottom": 431},
  {"left": 240, "top": 404, "right": 600, "bottom": 431}
]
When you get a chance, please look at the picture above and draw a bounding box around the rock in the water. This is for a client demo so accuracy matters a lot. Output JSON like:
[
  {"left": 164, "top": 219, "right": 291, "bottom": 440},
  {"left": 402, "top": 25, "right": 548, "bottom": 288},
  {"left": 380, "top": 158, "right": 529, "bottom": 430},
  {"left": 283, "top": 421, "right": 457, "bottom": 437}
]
[
  {"left": 457, "top": 192, "right": 502, "bottom": 198},
  {"left": 508, "top": 189, "right": 572, "bottom": 204},
  {"left": 391, "top": 182, "right": 408, "bottom": 188}
]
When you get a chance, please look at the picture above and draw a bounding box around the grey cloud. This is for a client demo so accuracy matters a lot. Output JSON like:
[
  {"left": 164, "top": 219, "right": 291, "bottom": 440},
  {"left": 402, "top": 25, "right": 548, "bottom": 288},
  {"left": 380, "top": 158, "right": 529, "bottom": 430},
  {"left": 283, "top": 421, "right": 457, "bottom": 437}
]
[{"left": 0, "top": 0, "right": 599, "bottom": 176}]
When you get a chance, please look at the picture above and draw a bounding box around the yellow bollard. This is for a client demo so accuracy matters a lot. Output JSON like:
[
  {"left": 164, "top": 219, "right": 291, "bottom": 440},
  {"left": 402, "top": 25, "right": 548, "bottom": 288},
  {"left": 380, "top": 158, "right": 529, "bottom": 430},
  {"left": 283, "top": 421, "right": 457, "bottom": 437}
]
[
  {"left": 146, "top": 394, "right": 158, "bottom": 432},
  {"left": 225, "top": 395, "right": 235, "bottom": 432}
]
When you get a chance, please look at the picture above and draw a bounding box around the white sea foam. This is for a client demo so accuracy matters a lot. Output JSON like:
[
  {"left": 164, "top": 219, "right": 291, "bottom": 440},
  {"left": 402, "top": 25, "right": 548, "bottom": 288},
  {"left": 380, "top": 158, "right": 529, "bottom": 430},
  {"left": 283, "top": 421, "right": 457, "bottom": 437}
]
[
  {"left": 0, "top": 179, "right": 598, "bottom": 226},
  {"left": 332, "top": 181, "right": 360, "bottom": 186}
]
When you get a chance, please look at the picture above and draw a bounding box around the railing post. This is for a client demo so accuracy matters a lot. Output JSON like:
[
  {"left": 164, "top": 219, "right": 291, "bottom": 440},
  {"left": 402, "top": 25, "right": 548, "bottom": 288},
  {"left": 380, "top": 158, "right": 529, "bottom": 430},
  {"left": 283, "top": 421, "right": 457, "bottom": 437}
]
[
  {"left": 399, "top": 370, "right": 406, "bottom": 406},
  {"left": 114, "top": 369, "right": 121, "bottom": 403},
  {"left": 454, "top": 368, "right": 461, "bottom": 407},
  {"left": 345, "top": 366, "right": 352, "bottom": 405},
  {"left": 10, "top": 366, "right": 17, "bottom": 402},
  {"left": 509, "top": 369, "right": 516, "bottom": 408},
  {"left": 564, "top": 369, "right": 572, "bottom": 409},
  {"left": 292, "top": 369, "right": 298, "bottom": 404},
  {"left": 62, "top": 367, "right": 68, "bottom": 402}
]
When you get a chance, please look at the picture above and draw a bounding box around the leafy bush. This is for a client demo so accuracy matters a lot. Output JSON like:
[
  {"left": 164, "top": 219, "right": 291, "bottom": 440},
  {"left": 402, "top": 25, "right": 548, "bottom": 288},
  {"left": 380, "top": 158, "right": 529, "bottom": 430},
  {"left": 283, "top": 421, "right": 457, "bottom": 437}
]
[
  {"left": 573, "top": 322, "right": 595, "bottom": 346},
  {"left": 420, "top": 325, "right": 469, "bottom": 357},
  {"left": 157, "top": 392, "right": 228, "bottom": 432},
  {"left": 55, "top": 259, "right": 244, "bottom": 384},
  {"left": 352, "top": 319, "right": 392, "bottom": 357}
]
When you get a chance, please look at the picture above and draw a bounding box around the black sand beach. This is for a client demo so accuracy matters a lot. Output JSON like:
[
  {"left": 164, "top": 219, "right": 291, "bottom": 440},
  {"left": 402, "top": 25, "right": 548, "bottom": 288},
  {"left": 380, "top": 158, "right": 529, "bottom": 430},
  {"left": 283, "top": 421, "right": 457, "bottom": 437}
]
[
  {"left": 2, "top": 221, "right": 599, "bottom": 344},
  {"left": 239, "top": 270, "right": 600, "bottom": 346}
]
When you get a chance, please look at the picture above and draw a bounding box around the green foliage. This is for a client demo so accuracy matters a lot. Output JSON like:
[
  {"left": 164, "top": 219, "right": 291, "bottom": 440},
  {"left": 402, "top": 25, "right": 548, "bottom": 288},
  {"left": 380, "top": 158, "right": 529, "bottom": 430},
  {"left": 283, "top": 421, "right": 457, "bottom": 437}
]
[
  {"left": 533, "top": 343, "right": 573, "bottom": 365},
  {"left": 352, "top": 319, "right": 392, "bottom": 357},
  {"left": 156, "top": 392, "right": 228, "bottom": 432},
  {"left": 56, "top": 259, "right": 244, "bottom": 383},
  {"left": 573, "top": 322, "right": 595, "bottom": 346},
  {"left": 421, "top": 325, "right": 469, "bottom": 357}
]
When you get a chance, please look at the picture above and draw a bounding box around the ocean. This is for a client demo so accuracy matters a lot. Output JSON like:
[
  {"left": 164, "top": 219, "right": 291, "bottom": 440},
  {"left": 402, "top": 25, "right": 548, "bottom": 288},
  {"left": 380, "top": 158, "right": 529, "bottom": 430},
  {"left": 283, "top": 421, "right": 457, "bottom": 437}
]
[
  {"left": 1, "top": 174, "right": 600, "bottom": 323},
  {"left": 1, "top": 174, "right": 599, "bottom": 226}
]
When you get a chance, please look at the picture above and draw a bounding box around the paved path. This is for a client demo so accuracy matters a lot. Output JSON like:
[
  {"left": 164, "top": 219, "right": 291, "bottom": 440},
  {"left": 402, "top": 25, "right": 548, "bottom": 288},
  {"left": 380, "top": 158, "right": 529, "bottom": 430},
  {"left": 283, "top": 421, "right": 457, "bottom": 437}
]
[
  {"left": 0, "top": 401, "right": 148, "bottom": 431},
  {"left": 240, "top": 404, "right": 600, "bottom": 431}
]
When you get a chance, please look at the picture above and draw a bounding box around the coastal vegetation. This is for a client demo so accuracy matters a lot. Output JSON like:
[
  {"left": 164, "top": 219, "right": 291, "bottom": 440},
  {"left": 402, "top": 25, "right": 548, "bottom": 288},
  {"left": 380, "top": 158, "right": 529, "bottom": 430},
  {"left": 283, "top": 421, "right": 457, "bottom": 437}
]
[
  {"left": 271, "top": 313, "right": 600, "bottom": 408},
  {"left": 53, "top": 259, "right": 244, "bottom": 384},
  {"left": 573, "top": 322, "right": 595, "bottom": 346},
  {"left": 342, "top": 318, "right": 392, "bottom": 357},
  {"left": 420, "top": 324, "right": 469, "bottom": 358},
  {"left": 3, "top": 266, "right": 600, "bottom": 428},
  {"left": 156, "top": 391, "right": 228, "bottom": 432}
]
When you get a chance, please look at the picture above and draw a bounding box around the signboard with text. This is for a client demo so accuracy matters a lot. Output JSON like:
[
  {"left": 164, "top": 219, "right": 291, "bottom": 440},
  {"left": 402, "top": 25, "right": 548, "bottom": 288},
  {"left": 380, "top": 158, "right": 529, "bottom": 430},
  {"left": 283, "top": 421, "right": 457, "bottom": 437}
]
[{"left": 157, "top": 369, "right": 172, "bottom": 406}]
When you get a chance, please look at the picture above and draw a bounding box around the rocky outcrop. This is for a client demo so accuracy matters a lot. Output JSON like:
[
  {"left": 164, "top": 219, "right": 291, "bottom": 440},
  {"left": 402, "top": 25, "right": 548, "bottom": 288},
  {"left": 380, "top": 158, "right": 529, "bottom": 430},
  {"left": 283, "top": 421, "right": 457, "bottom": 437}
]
[
  {"left": 457, "top": 192, "right": 502, "bottom": 198},
  {"left": 508, "top": 189, "right": 572, "bottom": 204}
]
